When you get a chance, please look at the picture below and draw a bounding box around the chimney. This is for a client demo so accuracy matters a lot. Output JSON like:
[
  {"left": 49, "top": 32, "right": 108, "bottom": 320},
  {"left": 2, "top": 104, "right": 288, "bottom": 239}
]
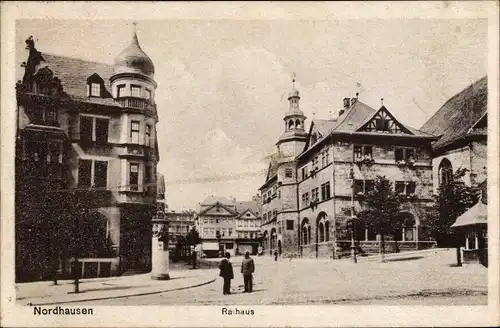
[{"left": 343, "top": 97, "right": 351, "bottom": 109}]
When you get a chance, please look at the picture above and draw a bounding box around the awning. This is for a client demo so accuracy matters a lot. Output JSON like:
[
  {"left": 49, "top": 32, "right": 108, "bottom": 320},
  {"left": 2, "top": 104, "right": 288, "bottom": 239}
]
[
  {"left": 451, "top": 201, "right": 487, "bottom": 228},
  {"left": 201, "top": 242, "right": 219, "bottom": 251}
]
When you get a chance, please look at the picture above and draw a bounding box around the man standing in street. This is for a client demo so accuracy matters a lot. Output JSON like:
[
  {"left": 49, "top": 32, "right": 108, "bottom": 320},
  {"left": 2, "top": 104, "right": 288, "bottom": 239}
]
[
  {"left": 241, "top": 251, "right": 255, "bottom": 293},
  {"left": 219, "top": 252, "right": 233, "bottom": 295}
]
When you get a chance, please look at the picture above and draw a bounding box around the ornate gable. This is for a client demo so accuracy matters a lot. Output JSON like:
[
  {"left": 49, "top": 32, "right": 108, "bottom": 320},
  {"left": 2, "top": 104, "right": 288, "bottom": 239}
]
[{"left": 358, "top": 106, "right": 412, "bottom": 134}]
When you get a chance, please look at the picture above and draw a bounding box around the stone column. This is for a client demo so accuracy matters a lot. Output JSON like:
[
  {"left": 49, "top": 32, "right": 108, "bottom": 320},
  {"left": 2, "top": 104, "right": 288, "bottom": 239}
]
[{"left": 151, "top": 217, "right": 170, "bottom": 280}]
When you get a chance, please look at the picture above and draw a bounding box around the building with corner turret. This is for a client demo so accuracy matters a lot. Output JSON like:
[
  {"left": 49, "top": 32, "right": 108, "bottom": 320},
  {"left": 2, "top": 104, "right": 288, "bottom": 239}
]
[
  {"left": 260, "top": 78, "right": 439, "bottom": 259},
  {"left": 15, "top": 23, "right": 160, "bottom": 281}
]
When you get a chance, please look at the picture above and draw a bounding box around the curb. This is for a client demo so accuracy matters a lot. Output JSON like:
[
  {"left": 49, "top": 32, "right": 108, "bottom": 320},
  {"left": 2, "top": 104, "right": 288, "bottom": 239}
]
[{"left": 24, "top": 277, "right": 216, "bottom": 306}]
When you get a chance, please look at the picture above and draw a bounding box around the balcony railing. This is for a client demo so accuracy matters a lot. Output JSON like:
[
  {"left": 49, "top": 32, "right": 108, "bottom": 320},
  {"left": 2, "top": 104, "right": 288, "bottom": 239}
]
[{"left": 116, "top": 97, "right": 156, "bottom": 114}]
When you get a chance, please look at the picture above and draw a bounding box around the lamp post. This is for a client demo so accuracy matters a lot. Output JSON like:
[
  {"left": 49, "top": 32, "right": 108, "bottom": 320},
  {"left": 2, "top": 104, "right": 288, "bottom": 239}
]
[
  {"left": 350, "top": 215, "right": 357, "bottom": 264},
  {"left": 151, "top": 208, "right": 170, "bottom": 280}
]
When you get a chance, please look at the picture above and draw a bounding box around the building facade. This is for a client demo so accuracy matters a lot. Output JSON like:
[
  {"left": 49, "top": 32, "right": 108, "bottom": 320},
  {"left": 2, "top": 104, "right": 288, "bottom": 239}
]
[
  {"left": 165, "top": 210, "right": 196, "bottom": 252},
  {"left": 421, "top": 76, "right": 488, "bottom": 266},
  {"left": 196, "top": 196, "right": 261, "bottom": 257},
  {"left": 15, "top": 25, "right": 160, "bottom": 281},
  {"left": 260, "top": 81, "right": 439, "bottom": 259},
  {"left": 420, "top": 76, "right": 487, "bottom": 194}
]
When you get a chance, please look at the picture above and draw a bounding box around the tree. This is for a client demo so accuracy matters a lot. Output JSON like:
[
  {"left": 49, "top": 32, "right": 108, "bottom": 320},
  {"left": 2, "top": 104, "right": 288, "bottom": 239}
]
[
  {"left": 357, "top": 176, "right": 403, "bottom": 262},
  {"left": 427, "top": 168, "right": 478, "bottom": 247}
]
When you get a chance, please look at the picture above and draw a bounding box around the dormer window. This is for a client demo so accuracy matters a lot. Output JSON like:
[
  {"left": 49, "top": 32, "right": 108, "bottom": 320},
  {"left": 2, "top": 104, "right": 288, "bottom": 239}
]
[
  {"left": 86, "top": 73, "right": 104, "bottom": 98},
  {"left": 90, "top": 83, "right": 101, "bottom": 97}
]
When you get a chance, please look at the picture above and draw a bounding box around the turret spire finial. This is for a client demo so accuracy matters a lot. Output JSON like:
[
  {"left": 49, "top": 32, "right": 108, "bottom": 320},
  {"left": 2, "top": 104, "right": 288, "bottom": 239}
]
[
  {"left": 292, "top": 72, "right": 296, "bottom": 88},
  {"left": 381, "top": 98, "right": 384, "bottom": 106}
]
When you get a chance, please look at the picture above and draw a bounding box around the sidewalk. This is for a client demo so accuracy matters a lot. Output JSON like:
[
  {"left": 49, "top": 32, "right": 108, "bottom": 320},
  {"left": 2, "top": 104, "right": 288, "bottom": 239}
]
[{"left": 16, "top": 269, "right": 217, "bottom": 306}]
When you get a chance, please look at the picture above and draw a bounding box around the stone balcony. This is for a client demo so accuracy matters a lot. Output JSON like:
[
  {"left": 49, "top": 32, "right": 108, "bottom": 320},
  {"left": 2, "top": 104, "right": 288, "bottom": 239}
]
[
  {"left": 117, "top": 190, "right": 156, "bottom": 205},
  {"left": 116, "top": 97, "right": 157, "bottom": 117}
]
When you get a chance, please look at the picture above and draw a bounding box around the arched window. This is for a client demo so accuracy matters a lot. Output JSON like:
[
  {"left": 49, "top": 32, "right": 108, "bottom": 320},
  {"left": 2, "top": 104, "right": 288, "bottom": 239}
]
[
  {"left": 296, "top": 119, "right": 301, "bottom": 129},
  {"left": 325, "top": 221, "right": 330, "bottom": 241},
  {"left": 319, "top": 222, "right": 325, "bottom": 242},
  {"left": 289, "top": 120, "right": 294, "bottom": 130},
  {"left": 438, "top": 158, "right": 453, "bottom": 187},
  {"left": 301, "top": 218, "right": 309, "bottom": 245}
]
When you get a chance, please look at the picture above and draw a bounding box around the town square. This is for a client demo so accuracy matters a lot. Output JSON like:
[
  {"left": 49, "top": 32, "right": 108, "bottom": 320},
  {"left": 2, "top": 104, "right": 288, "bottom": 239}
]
[{"left": 4, "top": 3, "right": 495, "bottom": 319}]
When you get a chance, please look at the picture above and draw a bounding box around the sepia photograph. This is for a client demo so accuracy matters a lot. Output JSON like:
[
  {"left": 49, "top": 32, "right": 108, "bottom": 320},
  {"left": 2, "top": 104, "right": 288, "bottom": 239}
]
[{"left": 1, "top": 1, "right": 499, "bottom": 327}]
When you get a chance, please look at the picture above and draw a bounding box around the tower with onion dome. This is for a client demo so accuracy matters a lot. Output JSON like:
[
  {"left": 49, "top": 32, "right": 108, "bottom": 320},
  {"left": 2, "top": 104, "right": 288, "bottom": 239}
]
[{"left": 276, "top": 75, "right": 308, "bottom": 157}]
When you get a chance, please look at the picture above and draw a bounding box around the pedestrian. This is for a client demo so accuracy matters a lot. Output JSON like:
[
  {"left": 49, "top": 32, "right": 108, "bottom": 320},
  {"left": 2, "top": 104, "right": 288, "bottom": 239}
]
[
  {"left": 274, "top": 250, "right": 278, "bottom": 261},
  {"left": 219, "top": 252, "right": 234, "bottom": 295},
  {"left": 241, "top": 251, "right": 255, "bottom": 293}
]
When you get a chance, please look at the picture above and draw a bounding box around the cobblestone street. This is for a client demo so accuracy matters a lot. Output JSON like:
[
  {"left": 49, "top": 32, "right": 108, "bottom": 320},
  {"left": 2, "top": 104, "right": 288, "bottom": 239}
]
[{"left": 71, "top": 249, "right": 487, "bottom": 305}]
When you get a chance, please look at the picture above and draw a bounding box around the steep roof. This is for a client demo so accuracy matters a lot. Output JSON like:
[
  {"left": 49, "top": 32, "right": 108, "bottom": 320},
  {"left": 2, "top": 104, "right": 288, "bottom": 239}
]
[
  {"left": 235, "top": 201, "right": 260, "bottom": 216},
  {"left": 332, "top": 100, "right": 377, "bottom": 133},
  {"left": 200, "top": 195, "right": 235, "bottom": 207},
  {"left": 420, "top": 76, "right": 487, "bottom": 151},
  {"left": 41, "top": 53, "right": 118, "bottom": 106}
]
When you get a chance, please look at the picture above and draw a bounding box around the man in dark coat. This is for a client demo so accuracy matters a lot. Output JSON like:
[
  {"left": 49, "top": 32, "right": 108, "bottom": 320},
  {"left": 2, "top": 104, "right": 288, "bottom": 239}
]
[
  {"left": 219, "top": 252, "right": 234, "bottom": 295},
  {"left": 241, "top": 251, "right": 255, "bottom": 293}
]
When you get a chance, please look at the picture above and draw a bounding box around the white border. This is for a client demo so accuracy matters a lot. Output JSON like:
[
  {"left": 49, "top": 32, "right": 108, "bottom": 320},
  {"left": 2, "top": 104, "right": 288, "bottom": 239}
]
[{"left": 1, "top": 1, "right": 499, "bottom": 327}]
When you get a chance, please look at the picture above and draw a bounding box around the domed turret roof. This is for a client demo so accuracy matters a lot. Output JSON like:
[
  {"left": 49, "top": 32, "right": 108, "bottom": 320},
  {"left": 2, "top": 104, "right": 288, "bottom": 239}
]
[
  {"left": 113, "top": 27, "right": 155, "bottom": 78},
  {"left": 288, "top": 87, "right": 300, "bottom": 98}
]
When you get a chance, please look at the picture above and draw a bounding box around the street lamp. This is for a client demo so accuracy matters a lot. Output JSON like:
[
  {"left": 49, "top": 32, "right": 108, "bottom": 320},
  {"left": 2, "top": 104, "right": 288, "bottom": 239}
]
[{"left": 350, "top": 215, "right": 357, "bottom": 264}]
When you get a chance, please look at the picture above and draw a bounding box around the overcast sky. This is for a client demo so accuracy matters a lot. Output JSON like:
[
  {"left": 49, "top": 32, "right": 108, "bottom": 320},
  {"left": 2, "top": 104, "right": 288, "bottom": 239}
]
[{"left": 15, "top": 19, "right": 487, "bottom": 210}]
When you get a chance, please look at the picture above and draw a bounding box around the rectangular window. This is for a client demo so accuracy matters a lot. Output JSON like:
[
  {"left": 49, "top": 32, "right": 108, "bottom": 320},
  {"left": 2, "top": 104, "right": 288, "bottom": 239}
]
[
  {"left": 312, "top": 156, "right": 319, "bottom": 169},
  {"left": 311, "top": 187, "right": 319, "bottom": 201},
  {"left": 354, "top": 146, "right": 363, "bottom": 160},
  {"left": 203, "top": 219, "right": 208, "bottom": 224},
  {"left": 228, "top": 229, "right": 232, "bottom": 236},
  {"left": 354, "top": 179, "right": 364, "bottom": 194},
  {"left": 406, "top": 148, "right": 415, "bottom": 160},
  {"left": 145, "top": 124, "right": 152, "bottom": 147},
  {"left": 321, "top": 152, "right": 326, "bottom": 167},
  {"left": 131, "top": 85, "right": 141, "bottom": 97},
  {"left": 301, "top": 166, "right": 309, "bottom": 180},
  {"left": 117, "top": 84, "right": 126, "bottom": 98},
  {"left": 130, "top": 120, "right": 140, "bottom": 144},
  {"left": 365, "top": 180, "right": 375, "bottom": 193},
  {"left": 145, "top": 89, "right": 152, "bottom": 101},
  {"left": 354, "top": 145, "right": 373, "bottom": 160},
  {"left": 395, "top": 148, "right": 404, "bottom": 161},
  {"left": 286, "top": 220, "right": 294, "bottom": 230},
  {"left": 363, "top": 146, "right": 373, "bottom": 159},
  {"left": 95, "top": 118, "right": 109, "bottom": 145},
  {"left": 406, "top": 182, "right": 416, "bottom": 195},
  {"left": 285, "top": 168, "right": 293, "bottom": 178},
  {"left": 325, "top": 148, "right": 330, "bottom": 164},
  {"left": 129, "top": 163, "right": 139, "bottom": 191},
  {"left": 321, "top": 181, "right": 331, "bottom": 200},
  {"left": 94, "top": 161, "right": 108, "bottom": 188},
  {"left": 78, "top": 160, "right": 92, "bottom": 188},
  {"left": 395, "top": 181, "right": 405, "bottom": 194},
  {"left": 305, "top": 192, "right": 310, "bottom": 207},
  {"left": 90, "top": 83, "right": 101, "bottom": 97},
  {"left": 80, "top": 116, "right": 93, "bottom": 145}
]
